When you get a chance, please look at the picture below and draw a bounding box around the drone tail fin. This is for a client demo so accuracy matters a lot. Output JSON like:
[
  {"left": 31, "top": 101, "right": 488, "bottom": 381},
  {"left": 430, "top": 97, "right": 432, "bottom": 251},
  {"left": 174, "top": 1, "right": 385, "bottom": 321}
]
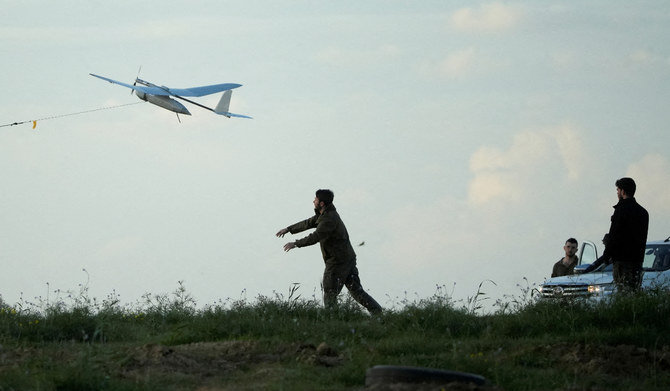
[{"left": 214, "top": 90, "right": 252, "bottom": 119}]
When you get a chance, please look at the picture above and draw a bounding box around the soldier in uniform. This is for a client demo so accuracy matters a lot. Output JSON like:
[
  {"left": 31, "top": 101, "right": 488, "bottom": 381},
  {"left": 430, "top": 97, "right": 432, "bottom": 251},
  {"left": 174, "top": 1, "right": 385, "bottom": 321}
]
[{"left": 277, "top": 189, "right": 382, "bottom": 315}]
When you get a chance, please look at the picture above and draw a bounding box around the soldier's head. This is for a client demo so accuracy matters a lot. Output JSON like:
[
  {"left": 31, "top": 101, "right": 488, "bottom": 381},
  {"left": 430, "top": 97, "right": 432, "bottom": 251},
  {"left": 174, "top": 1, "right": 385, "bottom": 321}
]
[
  {"left": 564, "top": 238, "right": 578, "bottom": 257},
  {"left": 315, "top": 189, "right": 334, "bottom": 207},
  {"left": 616, "top": 177, "right": 636, "bottom": 199}
]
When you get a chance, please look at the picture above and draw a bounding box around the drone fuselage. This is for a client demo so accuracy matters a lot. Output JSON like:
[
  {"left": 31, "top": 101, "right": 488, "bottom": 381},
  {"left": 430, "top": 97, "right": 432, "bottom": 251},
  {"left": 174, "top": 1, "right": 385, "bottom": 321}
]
[{"left": 135, "top": 90, "right": 191, "bottom": 115}]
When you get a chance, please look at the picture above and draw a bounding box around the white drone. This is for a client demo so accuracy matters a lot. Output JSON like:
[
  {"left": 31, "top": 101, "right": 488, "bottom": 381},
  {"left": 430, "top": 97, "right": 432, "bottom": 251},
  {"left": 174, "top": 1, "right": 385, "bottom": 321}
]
[{"left": 90, "top": 73, "right": 251, "bottom": 121}]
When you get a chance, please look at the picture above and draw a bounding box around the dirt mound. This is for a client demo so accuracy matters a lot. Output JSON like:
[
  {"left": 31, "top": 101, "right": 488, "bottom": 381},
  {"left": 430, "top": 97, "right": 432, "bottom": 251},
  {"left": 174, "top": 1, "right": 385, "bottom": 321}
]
[
  {"left": 533, "top": 343, "right": 670, "bottom": 376},
  {"left": 122, "top": 340, "right": 285, "bottom": 377},
  {"left": 295, "top": 342, "right": 344, "bottom": 367},
  {"left": 3, "top": 340, "right": 667, "bottom": 389}
]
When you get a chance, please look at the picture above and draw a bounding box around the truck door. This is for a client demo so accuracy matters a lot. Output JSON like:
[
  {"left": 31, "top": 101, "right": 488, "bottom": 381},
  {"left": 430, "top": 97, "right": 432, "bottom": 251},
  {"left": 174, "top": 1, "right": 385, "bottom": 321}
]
[{"left": 579, "top": 240, "right": 598, "bottom": 266}]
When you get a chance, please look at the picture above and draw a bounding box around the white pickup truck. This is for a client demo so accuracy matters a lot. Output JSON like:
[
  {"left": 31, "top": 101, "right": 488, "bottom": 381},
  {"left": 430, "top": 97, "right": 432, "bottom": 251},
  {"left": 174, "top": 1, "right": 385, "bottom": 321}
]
[{"left": 539, "top": 237, "right": 670, "bottom": 298}]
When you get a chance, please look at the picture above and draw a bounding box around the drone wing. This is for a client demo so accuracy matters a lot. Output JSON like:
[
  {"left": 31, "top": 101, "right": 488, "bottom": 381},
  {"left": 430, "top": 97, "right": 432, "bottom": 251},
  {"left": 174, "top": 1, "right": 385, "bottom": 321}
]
[
  {"left": 89, "top": 73, "right": 171, "bottom": 95},
  {"left": 90, "top": 74, "right": 242, "bottom": 97},
  {"left": 167, "top": 83, "right": 242, "bottom": 97}
]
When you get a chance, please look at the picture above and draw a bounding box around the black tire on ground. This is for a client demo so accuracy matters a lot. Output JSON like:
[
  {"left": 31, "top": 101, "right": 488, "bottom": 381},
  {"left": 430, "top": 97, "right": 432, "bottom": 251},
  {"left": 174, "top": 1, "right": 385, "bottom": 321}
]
[{"left": 365, "top": 365, "right": 487, "bottom": 387}]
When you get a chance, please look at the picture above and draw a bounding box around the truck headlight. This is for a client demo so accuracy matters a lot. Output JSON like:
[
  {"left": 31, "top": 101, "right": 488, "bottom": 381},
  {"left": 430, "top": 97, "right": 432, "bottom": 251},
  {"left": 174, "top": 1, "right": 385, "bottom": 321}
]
[{"left": 587, "top": 284, "right": 613, "bottom": 295}]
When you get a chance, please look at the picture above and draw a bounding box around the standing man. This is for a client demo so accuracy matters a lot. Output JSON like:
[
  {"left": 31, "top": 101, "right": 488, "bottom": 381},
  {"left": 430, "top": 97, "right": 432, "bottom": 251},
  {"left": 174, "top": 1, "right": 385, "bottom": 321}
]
[
  {"left": 276, "top": 189, "right": 382, "bottom": 315},
  {"left": 551, "top": 238, "right": 579, "bottom": 277},
  {"left": 602, "top": 177, "right": 649, "bottom": 292}
]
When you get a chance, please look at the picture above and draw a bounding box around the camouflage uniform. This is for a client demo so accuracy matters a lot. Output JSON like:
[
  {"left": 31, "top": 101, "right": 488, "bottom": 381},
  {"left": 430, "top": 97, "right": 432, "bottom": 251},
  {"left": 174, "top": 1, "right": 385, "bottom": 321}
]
[
  {"left": 551, "top": 257, "right": 578, "bottom": 277},
  {"left": 288, "top": 204, "right": 382, "bottom": 314}
]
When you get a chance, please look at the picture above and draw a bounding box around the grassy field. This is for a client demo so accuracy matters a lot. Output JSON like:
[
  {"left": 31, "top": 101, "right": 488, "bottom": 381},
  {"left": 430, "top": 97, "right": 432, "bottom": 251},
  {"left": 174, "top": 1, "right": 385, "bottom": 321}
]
[{"left": 1, "top": 281, "right": 669, "bottom": 390}]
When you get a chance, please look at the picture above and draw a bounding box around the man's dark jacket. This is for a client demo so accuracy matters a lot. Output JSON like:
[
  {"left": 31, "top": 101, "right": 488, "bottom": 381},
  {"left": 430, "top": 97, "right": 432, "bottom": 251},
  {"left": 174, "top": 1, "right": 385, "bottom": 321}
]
[
  {"left": 603, "top": 197, "right": 649, "bottom": 266},
  {"left": 288, "top": 204, "right": 356, "bottom": 265}
]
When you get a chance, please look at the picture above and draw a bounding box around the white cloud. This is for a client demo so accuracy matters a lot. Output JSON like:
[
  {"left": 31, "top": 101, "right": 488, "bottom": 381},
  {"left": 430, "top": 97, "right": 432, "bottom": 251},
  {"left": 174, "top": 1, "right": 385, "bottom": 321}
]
[
  {"left": 418, "top": 47, "right": 478, "bottom": 80},
  {"left": 468, "top": 170, "right": 520, "bottom": 205},
  {"left": 467, "top": 125, "right": 587, "bottom": 206},
  {"left": 629, "top": 49, "right": 654, "bottom": 65},
  {"left": 439, "top": 48, "right": 477, "bottom": 79},
  {"left": 449, "top": 2, "right": 523, "bottom": 33},
  {"left": 379, "top": 126, "right": 591, "bottom": 251},
  {"left": 626, "top": 154, "right": 670, "bottom": 214},
  {"left": 625, "top": 49, "right": 670, "bottom": 70},
  {"left": 554, "top": 124, "right": 585, "bottom": 181}
]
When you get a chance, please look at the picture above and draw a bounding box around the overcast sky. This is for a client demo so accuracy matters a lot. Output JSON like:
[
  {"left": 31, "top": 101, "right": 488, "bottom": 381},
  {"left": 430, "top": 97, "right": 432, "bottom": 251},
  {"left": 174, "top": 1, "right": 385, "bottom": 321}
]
[{"left": 2, "top": 1, "right": 669, "bottom": 312}]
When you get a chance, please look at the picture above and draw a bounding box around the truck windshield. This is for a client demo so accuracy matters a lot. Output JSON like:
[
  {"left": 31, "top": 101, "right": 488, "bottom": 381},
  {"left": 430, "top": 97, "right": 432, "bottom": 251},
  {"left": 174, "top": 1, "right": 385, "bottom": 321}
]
[{"left": 644, "top": 245, "right": 670, "bottom": 271}]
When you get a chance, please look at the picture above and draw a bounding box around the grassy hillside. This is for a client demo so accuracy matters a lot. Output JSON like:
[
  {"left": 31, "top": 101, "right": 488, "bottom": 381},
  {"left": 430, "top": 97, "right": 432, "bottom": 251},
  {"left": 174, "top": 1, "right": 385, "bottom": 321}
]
[{"left": 1, "top": 282, "right": 669, "bottom": 390}]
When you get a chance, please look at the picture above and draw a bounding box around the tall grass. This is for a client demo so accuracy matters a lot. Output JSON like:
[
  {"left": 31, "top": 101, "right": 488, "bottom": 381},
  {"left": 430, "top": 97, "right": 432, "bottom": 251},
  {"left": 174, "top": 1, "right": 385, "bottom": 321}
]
[
  {"left": 1, "top": 281, "right": 669, "bottom": 390},
  {"left": 2, "top": 279, "right": 670, "bottom": 346}
]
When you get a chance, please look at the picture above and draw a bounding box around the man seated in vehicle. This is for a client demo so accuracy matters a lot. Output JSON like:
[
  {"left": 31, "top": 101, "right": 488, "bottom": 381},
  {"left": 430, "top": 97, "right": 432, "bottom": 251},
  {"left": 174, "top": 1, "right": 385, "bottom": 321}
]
[{"left": 551, "top": 238, "right": 579, "bottom": 277}]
